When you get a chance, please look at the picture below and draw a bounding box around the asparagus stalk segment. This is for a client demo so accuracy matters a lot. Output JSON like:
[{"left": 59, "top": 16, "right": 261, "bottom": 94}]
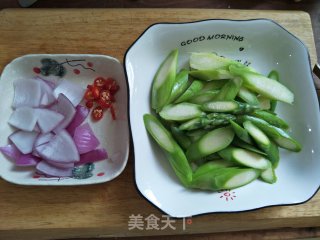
[
  {"left": 191, "top": 167, "right": 260, "bottom": 191},
  {"left": 214, "top": 77, "right": 243, "bottom": 101},
  {"left": 193, "top": 160, "right": 235, "bottom": 178},
  {"left": 151, "top": 49, "right": 178, "bottom": 112},
  {"left": 189, "top": 90, "right": 219, "bottom": 104},
  {"left": 251, "top": 110, "right": 289, "bottom": 129},
  {"left": 267, "top": 70, "right": 280, "bottom": 112},
  {"left": 237, "top": 86, "right": 259, "bottom": 106},
  {"left": 143, "top": 114, "right": 192, "bottom": 186},
  {"left": 260, "top": 166, "right": 277, "bottom": 184},
  {"left": 170, "top": 125, "right": 191, "bottom": 150},
  {"left": 243, "top": 120, "right": 271, "bottom": 152},
  {"left": 202, "top": 100, "right": 258, "bottom": 114},
  {"left": 230, "top": 120, "right": 253, "bottom": 144},
  {"left": 159, "top": 103, "right": 203, "bottom": 121},
  {"left": 189, "top": 69, "right": 233, "bottom": 81},
  {"left": 168, "top": 69, "right": 191, "bottom": 103},
  {"left": 232, "top": 138, "right": 267, "bottom": 156},
  {"left": 186, "top": 129, "right": 207, "bottom": 142},
  {"left": 229, "top": 65, "right": 294, "bottom": 104},
  {"left": 175, "top": 80, "right": 204, "bottom": 103},
  {"left": 237, "top": 115, "right": 301, "bottom": 152},
  {"left": 257, "top": 95, "right": 271, "bottom": 110},
  {"left": 219, "top": 147, "right": 271, "bottom": 170},
  {"left": 186, "top": 126, "right": 235, "bottom": 162},
  {"left": 190, "top": 52, "right": 238, "bottom": 70}
]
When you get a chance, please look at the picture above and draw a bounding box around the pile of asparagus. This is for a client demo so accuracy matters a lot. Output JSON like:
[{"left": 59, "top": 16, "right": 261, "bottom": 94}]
[{"left": 144, "top": 49, "right": 301, "bottom": 191}]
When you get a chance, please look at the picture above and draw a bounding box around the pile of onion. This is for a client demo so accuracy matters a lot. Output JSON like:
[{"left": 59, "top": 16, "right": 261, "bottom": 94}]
[{"left": 0, "top": 77, "right": 108, "bottom": 177}]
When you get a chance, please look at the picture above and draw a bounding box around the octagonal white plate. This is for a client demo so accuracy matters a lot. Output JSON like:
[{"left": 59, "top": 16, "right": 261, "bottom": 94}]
[
  {"left": 0, "top": 54, "right": 129, "bottom": 185},
  {"left": 125, "top": 19, "right": 320, "bottom": 217}
]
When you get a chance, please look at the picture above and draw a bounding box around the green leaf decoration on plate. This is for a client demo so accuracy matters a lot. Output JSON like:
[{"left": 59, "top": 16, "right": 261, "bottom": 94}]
[
  {"left": 72, "top": 163, "right": 95, "bottom": 179},
  {"left": 40, "top": 58, "right": 66, "bottom": 77}
]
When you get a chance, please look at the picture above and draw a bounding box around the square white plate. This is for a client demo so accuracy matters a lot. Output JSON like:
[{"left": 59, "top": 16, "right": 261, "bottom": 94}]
[
  {"left": 0, "top": 54, "right": 129, "bottom": 185},
  {"left": 125, "top": 19, "right": 320, "bottom": 217}
]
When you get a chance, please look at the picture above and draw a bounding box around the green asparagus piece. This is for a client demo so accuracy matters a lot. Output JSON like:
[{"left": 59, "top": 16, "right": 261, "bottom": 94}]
[
  {"left": 168, "top": 69, "right": 190, "bottom": 103},
  {"left": 143, "top": 114, "right": 192, "bottom": 186},
  {"left": 179, "top": 117, "right": 210, "bottom": 131},
  {"left": 219, "top": 147, "right": 271, "bottom": 170},
  {"left": 243, "top": 120, "right": 271, "bottom": 152},
  {"left": 268, "top": 70, "right": 280, "bottom": 112},
  {"left": 237, "top": 86, "right": 259, "bottom": 106},
  {"left": 175, "top": 80, "right": 204, "bottom": 103},
  {"left": 193, "top": 160, "right": 235, "bottom": 178},
  {"left": 189, "top": 90, "right": 220, "bottom": 104},
  {"left": 237, "top": 115, "right": 301, "bottom": 152},
  {"left": 257, "top": 95, "right": 271, "bottom": 110},
  {"left": 159, "top": 103, "right": 204, "bottom": 121},
  {"left": 265, "top": 140, "right": 280, "bottom": 168},
  {"left": 201, "top": 80, "right": 228, "bottom": 90},
  {"left": 260, "top": 166, "right": 277, "bottom": 184},
  {"left": 190, "top": 52, "right": 239, "bottom": 70},
  {"left": 202, "top": 100, "right": 258, "bottom": 114},
  {"left": 170, "top": 125, "right": 191, "bottom": 150},
  {"left": 230, "top": 120, "right": 252, "bottom": 144},
  {"left": 213, "top": 77, "right": 243, "bottom": 101},
  {"left": 179, "top": 117, "right": 229, "bottom": 131},
  {"left": 229, "top": 64, "right": 294, "bottom": 104},
  {"left": 189, "top": 69, "right": 233, "bottom": 81},
  {"left": 186, "top": 129, "right": 207, "bottom": 142},
  {"left": 232, "top": 138, "right": 267, "bottom": 156},
  {"left": 191, "top": 166, "right": 260, "bottom": 191},
  {"left": 251, "top": 110, "right": 289, "bottom": 129},
  {"left": 186, "top": 126, "right": 235, "bottom": 162},
  {"left": 151, "top": 49, "right": 178, "bottom": 112}
]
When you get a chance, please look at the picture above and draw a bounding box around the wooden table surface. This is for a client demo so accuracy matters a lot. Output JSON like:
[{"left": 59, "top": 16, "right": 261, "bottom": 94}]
[{"left": 0, "top": 3, "right": 319, "bottom": 240}]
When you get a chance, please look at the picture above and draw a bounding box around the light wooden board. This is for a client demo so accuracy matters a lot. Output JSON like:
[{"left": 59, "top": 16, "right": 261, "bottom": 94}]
[{"left": 0, "top": 9, "right": 318, "bottom": 240}]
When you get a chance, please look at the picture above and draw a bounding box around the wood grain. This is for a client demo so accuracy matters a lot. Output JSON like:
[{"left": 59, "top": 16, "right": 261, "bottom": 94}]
[{"left": 0, "top": 9, "right": 319, "bottom": 240}]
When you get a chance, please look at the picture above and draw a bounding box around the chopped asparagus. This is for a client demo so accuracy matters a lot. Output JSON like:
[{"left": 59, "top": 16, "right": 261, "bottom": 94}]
[
  {"left": 267, "top": 70, "right": 280, "bottom": 112},
  {"left": 243, "top": 120, "right": 271, "bottom": 152},
  {"left": 213, "top": 77, "right": 243, "bottom": 101},
  {"left": 260, "top": 166, "right": 277, "bottom": 184},
  {"left": 170, "top": 125, "right": 191, "bottom": 150},
  {"left": 191, "top": 167, "right": 260, "bottom": 190},
  {"left": 143, "top": 114, "right": 192, "bottom": 186},
  {"left": 230, "top": 120, "right": 252, "bottom": 144},
  {"left": 159, "top": 103, "right": 203, "bottom": 121},
  {"left": 232, "top": 138, "right": 267, "bottom": 156},
  {"left": 189, "top": 90, "right": 220, "bottom": 104},
  {"left": 251, "top": 110, "right": 289, "bottom": 129},
  {"left": 186, "top": 126, "right": 235, "bottom": 162},
  {"left": 237, "top": 86, "right": 259, "bottom": 106},
  {"left": 190, "top": 52, "right": 238, "bottom": 70},
  {"left": 229, "top": 65, "right": 294, "bottom": 104},
  {"left": 189, "top": 69, "right": 233, "bottom": 81},
  {"left": 219, "top": 147, "right": 271, "bottom": 170},
  {"left": 168, "top": 69, "right": 190, "bottom": 103},
  {"left": 151, "top": 49, "right": 178, "bottom": 112},
  {"left": 175, "top": 80, "right": 204, "bottom": 103},
  {"left": 237, "top": 115, "right": 301, "bottom": 152},
  {"left": 202, "top": 100, "right": 258, "bottom": 114}
]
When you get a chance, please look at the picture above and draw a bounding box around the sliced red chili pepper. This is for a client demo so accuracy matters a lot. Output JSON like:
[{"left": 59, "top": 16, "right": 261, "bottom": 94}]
[
  {"left": 94, "top": 77, "right": 106, "bottom": 88},
  {"left": 84, "top": 89, "right": 94, "bottom": 101},
  {"left": 85, "top": 100, "right": 94, "bottom": 109},
  {"left": 87, "top": 84, "right": 93, "bottom": 90},
  {"left": 92, "top": 106, "right": 103, "bottom": 121},
  {"left": 92, "top": 86, "right": 100, "bottom": 99},
  {"left": 110, "top": 105, "right": 116, "bottom": 120},
  {"left": 104, "top": 78, "right": 119, "bottom": 94}
]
